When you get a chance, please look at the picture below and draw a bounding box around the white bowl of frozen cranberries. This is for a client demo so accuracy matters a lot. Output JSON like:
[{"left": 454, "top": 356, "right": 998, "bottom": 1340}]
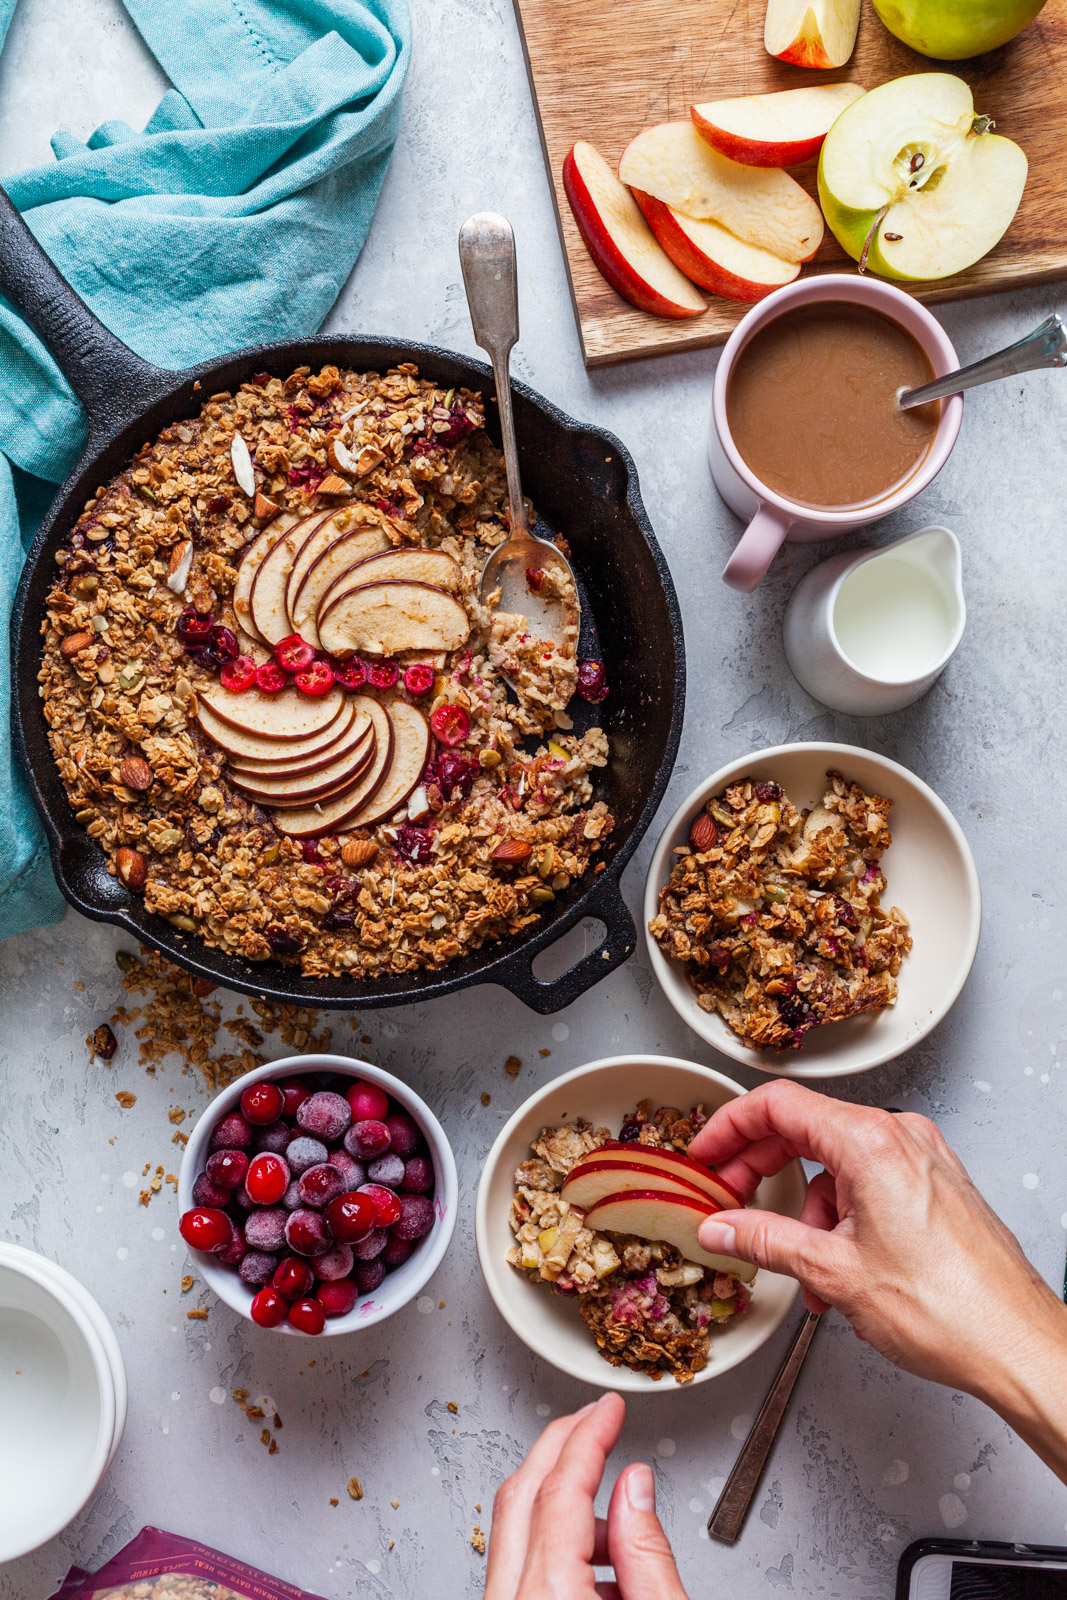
[{"left": 178, "top": 1055, "right": 457, "bottom": 1336}]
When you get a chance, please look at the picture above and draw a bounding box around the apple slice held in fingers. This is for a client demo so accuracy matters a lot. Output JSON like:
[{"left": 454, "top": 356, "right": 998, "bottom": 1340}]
[
  {"left": 561, "top": 1160, "right": 723, "bottom": 1212},
  {"left": 764, "top": 0, "right": 861, "bottom": 68},
  {"left": 272, "top": 700, "right": 394, "bottom": 838},
  {"left": 317, "top": 581, "right": 470, "bottom": 658},
  {"left": 563, "top": 141, "right": 707, "bottom": 319},
  {"left": 691, "top": 83, "right": 864, "bottom": 167},
  {"left": 619, "top": 123, "right": 824, "bottom": 263},
  {"left": 568, "top": 1142, "right": 744, "bottom": 1211},
  {"left": 582, "top": 1189, "right": 756, "bottom": 1281},
  {"left": 633, "top": 192, "right": 799, "bottom": 300}
]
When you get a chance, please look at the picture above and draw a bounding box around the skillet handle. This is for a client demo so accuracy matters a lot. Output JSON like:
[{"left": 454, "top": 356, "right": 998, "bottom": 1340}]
[
  {"left": 490, "top": 872, "right": 637, "bottom": 1014},
  {"left": 0, "top": 184, "right": 172, "bottom": 439}
]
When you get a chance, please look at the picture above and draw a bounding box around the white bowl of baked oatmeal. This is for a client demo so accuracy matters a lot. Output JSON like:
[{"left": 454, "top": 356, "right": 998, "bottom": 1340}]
[
  {"left": 644, "top": 743, "right": 981, "bottom": 1078},
  {"left": 475, "top": 1055, "right": 805, "bottom": 1391}
]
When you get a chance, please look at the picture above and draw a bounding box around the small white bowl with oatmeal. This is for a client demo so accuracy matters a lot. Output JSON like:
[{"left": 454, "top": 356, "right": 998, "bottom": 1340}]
[{"left": 475, "top": 1055, "right": 805, "bottom": 1391}]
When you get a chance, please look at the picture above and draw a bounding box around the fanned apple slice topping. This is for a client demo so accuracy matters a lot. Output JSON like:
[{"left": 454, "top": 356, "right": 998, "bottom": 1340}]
[
  {"left": 197, "top": 682, "right": 345, "bottom": 739},
  {"left": 232, "top": 513, "right": 302, "bottom": 645},
  {"left": 339, "top": 700, "right": 430, "bottom": 831},
  {"left": 271, "top": 700, "right": 395, "bottom": 839},
  {"left": 286, "top": 512, "right": 391, "bottom": 647},
  {"left": 248, "top": 512, "right": 329, "bottom": 647},
  {"left": 318, "top": 580, "right": 470, "bottom": 657}
]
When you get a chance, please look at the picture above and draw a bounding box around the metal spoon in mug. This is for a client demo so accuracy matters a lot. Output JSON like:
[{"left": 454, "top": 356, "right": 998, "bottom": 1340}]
[
  {"left": 897, "top": 312, "right": 1067, "bottom": 409},
  {"left": 458, "top": 212, "right": 579, "bottom": 649}
]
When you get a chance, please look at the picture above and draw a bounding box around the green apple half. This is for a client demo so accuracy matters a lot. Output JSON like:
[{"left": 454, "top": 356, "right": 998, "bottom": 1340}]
[
  {"left": 871, "top": 0, "right": 1047, "bottom": 60},
  {"left": 817, "top": 73, "right": 1027, "bottom": 280}
]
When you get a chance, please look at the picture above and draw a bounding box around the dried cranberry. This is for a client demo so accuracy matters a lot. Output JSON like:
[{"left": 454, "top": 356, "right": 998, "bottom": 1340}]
[
  {"left": 430, "top": 704, "right": 470, "bottom": 745},
  {"left": 295, "top": 659, "right": 335, "bottom": 697},
  {"left": 220, "top": 655, "right": 256, "bottom": 692},
  {"left": 375, "top": 498, "right": 401, "bottom": 519},
  {"left": 323, "top": 910, "right": 356, "bottom": 930},
  {"left": 618, "top": 1121, "right": 642, "bottom": 1143},
  {"left": 755, "top": 780, "right": 783, "bottom": 803},
  {"left": 187, "top": 644, "right": 224, "bottom": 672},
  {"left": 301, "top": 840, "right": 324, "bottom": 865},
  {"left": 333, "top": 658, "right": 367, "bottom": 691},
  {"left": 176, "top": 607, "right": 214, "bottom": 646},
  {"left": 433, "top": 749, "right": 475, "bottom": 801},
  {"left": 252, "top": 370, "right": 272, "bottom": 387},
  {"left": 777, "top": 991, "right": 813, "bottom": 1031},
  {"left": 367, "top": 659, "right": 399, "bottom": 690},
  {"left": 266, "top": 925, "right": 305, "bottom": 957},
  {"left": 403, "top": 663, "right": 435, "bottom": 697},
  {"left": 209, "top": 625, "right": 239, "bottom": 664},
  {"left": 287, "top": 463, "right": 326, "bottom": 489},
  {"left": 415, "top": 407, "right": 476, "bottom": 449},
  {"left": 395, "top": 823, "right": 435, "bottom": 864},
  {"left": 275, "top": 634, "right": 315, "bottom": 673},
  {"left": 576, "top": 660, "right": 608, "bottom": 703},
  {"left": 525, "top": 567, "right": 545, "bottom": 592},
  {"left": 255, "top": 662, "right": 287, "bottom": 694},
  {"left": 207, "top": 493, "right": 231, "bottom": 513},
  {"left": 834, "top": 894, "right": 858, "bottom": 929}
]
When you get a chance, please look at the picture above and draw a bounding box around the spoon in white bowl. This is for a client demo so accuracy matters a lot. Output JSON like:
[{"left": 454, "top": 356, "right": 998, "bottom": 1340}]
[{"left": 897, "top": 312, "right": 1067, "bottom": 409}]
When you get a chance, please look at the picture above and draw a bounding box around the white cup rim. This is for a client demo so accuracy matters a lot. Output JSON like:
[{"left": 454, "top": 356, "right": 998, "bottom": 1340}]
[{"left": 825, "top": 525, "right": 968, "bottom": 687}]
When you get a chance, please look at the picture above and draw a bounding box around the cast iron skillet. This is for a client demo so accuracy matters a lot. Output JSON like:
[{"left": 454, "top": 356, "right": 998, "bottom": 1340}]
[{"left": 1, "top": 189, "right": 684, "bottom": 1013}]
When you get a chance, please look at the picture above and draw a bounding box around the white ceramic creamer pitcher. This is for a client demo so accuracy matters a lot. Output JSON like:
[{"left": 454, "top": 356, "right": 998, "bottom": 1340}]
[{"left": 782, "top": 526, "right": 965, "bottom": 715}]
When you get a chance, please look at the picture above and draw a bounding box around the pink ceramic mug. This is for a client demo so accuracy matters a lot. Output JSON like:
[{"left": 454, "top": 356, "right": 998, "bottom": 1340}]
[{"left": 711, "top": 274, "right": 964, "bottom": 593}]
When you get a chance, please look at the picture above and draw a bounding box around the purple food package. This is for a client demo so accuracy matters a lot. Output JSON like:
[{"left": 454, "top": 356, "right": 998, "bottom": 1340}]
[{"left": 46, "top": 1527, "right": 327, "bottom": 1600}]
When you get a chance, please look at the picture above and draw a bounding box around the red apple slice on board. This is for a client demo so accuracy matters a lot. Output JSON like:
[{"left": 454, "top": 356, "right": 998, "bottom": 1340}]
[
  {"left": 285, "top": 509, "right": 390, "bottom": 642},
  {"left": 340, "top": 700, "right": 430, "bottom": 830},
  {"left": 248, "top": 513, "right": 328, "bottom": 647},
  {"left": 272, "top": 700, "right": 394, "bottom": 838},
  {"left": 197, "top": 682, "right": 344, "bottom": 739},
  {"left": 562, "top": 141, "right": 707, "bottom": 319},
  {"left": 233, "top": 514, "right": 302, "bottom": 645},
  {"left": 764, "top": 0, "right": 861, "bottom": 68},
  {"left": 317, "top": 582, "right": 470, "bottom": 658},
  {"left": 691, "top": 82, "right": 864, "bottom": 167},
  {"left": 582, "top": 1189, "right": 756, "bottom": 1281},
  {"left": 227, "top": 714, "right": 372, "bottom": 781},
  {"left": 228, "top": 727, "right": 376, "bottom": 807},
  {"left": 633, "top": 192, "right": 799, "bottom": 300},
  {"left": 619, "top": 123, "right": 824, "bottom": 263},
  {"left": 289, "top": 525, "right": 394, "bottom": 647},
  {"left": 569, "top": 1142, "right": 744, "bottom": 1210},
  {"left": 561, "top": 1160, "right": 723, "bottom": 1212}
]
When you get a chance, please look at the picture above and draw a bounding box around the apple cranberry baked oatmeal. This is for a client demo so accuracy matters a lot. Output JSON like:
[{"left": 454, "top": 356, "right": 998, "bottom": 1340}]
[
  {"left": 649, "top": 770, "right": 911, "bottom": 1050},
  {"left": 40, "top": 363, "right": 614, "bottom": 978},
  {"left": 508, "top": 1100, "right": 752, "bottom": 1383}
]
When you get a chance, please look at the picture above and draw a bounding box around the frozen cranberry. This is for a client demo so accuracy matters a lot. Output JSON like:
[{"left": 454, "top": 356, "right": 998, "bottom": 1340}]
[
  {"left": 281, "top": 1079, "right": 313, "bottom": 1118},
  {"left": 354, "top": 1260, "right": 387, "bottom": 1294},
  {"left": 576, "top": 660, "right": 608, "bottom": 703},
  {"left": 282, "top": 1178, "right": 304, "bottom": 1211},
  {"left": 345, "top": 1081, "right": 390, "bottom": 1122},
  {"left": 433, "top": 749, "right": 475, "bottom": 801},
  {"left": 324, "top": 1191, "right": 377, "bottom": 1244},
  {"left": 239, "top": 1249, "right": 279, "bottom": 1285},
  {"left": 344, "top": 1119, "right": 390, "bottom": 1160},
  {"left": 285, "top": 1136, "right": 328, "bottom": 1175},
  {"left": 312, "top": 1243, "right": 354, "bottom": 1281},
  {"left": 383, "top": 1235, "right": 416, "bottom": 1268},
  {"left": 296, "top": 659, "right": 335, "bottom": 697},
  {"left": 243, "top": 1207, "right": 288, "bottom": 1252},
  {"left": 253, "top": 1124, "right": 292, "bottom": 1156},
  {"left": 274, "top": 634, "right": 315, "bottom": 673},
  {"left": 240, "top": 1081, "right": 284, "bottom": 1126},
  {"left": 755, "top": 780, "right": 783, "bottom": 803},
  {"left": 367, "top": 659, "right": 398, "bottom": 690},
  {"left": 255, "top": 661, "right": 288, "bottom": 694},
  {"left": 220, "top": 655, "right": 256, "bottom": 692},
  {"left": 192, "top": 1172, "right": 233, "bottom": 1210},
  {"left": 359, "top": 1183, "right": 402, "bottom": 1228},
  {"left": 368, "top": 1152, "right": 405, "bottom": 1188},
  {"left": 210, "top": 1112, "right": 253, "bottom": 1151},
  {"left": 352, "top": 1227, "right": 388, "bottom": 1260},
  {"left": 273, "top": 1256, "right": 315, "bottom": 1299},
  {"left": 332, "top": 657, "right": 367, "bottom": 691},
  {"left": 395, "top": 823, "right": 435, "bottom": 863},
  {"left": 250, "top": 1287, "right": 288, "bottom": 1328},
  {"left": 317, "top": 1279, "right": 359, "bottom": 1317},
  {"left": 326, "top": 1150, "right": 366, "bottom": 1191},
  {"left": 215, "top": 1223, "right": 248, "bottom": 1267},
  {"left": 401, "top": 1156, "right": 434, "bottom": 1194},
  {"left": 285, "top": 1209, "right": 332, "bottom": 1257},
  {"left": 246, "top": 1153, "right": 290, "bottom": 1206},
  {"left": 430, "top": 703, "right": 470, "bottom": 745},
  {"left": 206, "top": 1148, "right": 249, "bottom": 1189},
  {"left": 403, "top": 663, "right": 435, "bottom": 697},
  {"left": 209, "top": 625, "right": 239, "bottom": 664},
  {"left": 382, "top": 1113, "right": 421, "bottom": 1158},
  {"left": 176, "top": 607, "right": 214, "bottom": 647},
  {"left": 296, "top": 1091, "right": 351, "bottom": 1141},
  {"left": 288, "top": 1297, "right": 326, "bottom": 1335},
  {"left": 392, "top": 1193, "right": 436, "bottom": 1241},
  {"left": 299, "top": 1163, "right": 345, "bottom": 1210},
  {"left": 233, "top": 1183, "right": 256, "bottom": 1211},
  {"left": 179, "top": 1208, "right": 234, "bottom": 1253}
]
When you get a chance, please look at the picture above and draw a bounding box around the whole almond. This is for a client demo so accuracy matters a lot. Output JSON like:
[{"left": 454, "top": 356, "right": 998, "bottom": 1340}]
[
  {"left": 341, "top": 838, "right": 378, "bottom": 868},
  {"left": 689, "top": 810, "right": 719, "bottom": 852},
  {"left": 60, "top": 630, "right": 95, "bottom": 659},
  {"left": 119, "top": 756, "right": 153, "bottom": 792},
  {"left": 354, "top": 446, "right": 385, "bottom": 477},
  {"left": 317, "top": 473, "right": 351, "bottom": 496},
  {"left": 492, "top": 838, "right": 533, "bottom": 865},
  {"left": 327, "top": 437, "right": 357, "bottom": 473},
  {"left": 115, "top": 847, "right": 147, "bottom": 891},
  {"left": 166, "top": 540, "right": 193, "bottom": 594},
  {"left": 254, "top": 490, "right": 281, "bottom": 522}
]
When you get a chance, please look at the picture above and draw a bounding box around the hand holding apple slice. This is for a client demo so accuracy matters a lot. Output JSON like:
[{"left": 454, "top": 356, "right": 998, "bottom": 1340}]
[
  {"left": 565, "top": 1142, "right": 744, "bottom": 1210},
  {"left": 563, "top": 140, "right": 707, "bottom": 319},
  {"left": 691, "top": 83, "right": 864, "bottom": 168},
  {"left": 582, "top": 1188, "right": 757, "bottom": 1281},
  {"left": 764, "top": 0, "right": 861, "bottom": 67}
]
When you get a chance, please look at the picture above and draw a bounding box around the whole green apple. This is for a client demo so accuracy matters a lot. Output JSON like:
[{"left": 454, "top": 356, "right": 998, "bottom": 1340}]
[{"left": 872, "top": 0, "right": 1047, "bottom": 59}]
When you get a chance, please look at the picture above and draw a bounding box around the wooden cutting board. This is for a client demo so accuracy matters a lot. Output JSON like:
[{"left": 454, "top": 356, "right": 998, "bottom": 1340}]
[{"left": 512, "top": 0, "right": 1067, "bottom": 365}]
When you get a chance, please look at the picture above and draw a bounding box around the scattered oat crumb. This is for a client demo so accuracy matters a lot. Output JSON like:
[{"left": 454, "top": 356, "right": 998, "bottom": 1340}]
[
  {"left": 273, "top": 1412, "right": 282, "bottom": 1429},
  {"left": 504, "top": 1055, "right": 521, "bottom": 1077},
  {"left": 172, "top": 1130, "right": 189, "bottom": 1146},
  {"left": 233, "top": 1388, "right": 249, "bottom": 1401},
  {"left": 74, "top": 981, "right": 85, "bottom": 991},
  {"left": 115, "top": 1091, "right": 137, "bottom": 1108},
  {"left": 245, "top": 1405, "right": 265, "bottom": 1420},
  {"left": 348, "top": 1476, "right": 364, "bottom": 1501},
  {"left": 168, "top": 1108, "right": 187, "bottom": 1124},
  {"left": 471, "top": 1527, "right": 486, "bottom": 1555},
  {"left": 260, "top": 1428, "right": 271, "bottom": 1447},
  {"left": 439, "top": 1299, "right": 446, "bottom": 1309},
  {"left": 180, "top": 1275, "right": 194, "bottom": 1293},
  {"left": 329, "top": 1497, "right": 338, "bottom": 1507},
  {"left": 447, "top": 1401, "right": 458, "bottom": 1415},
  {"left": 480, "top": 1092, "right": 491, "bottom": 1107},
  {"left": 539, "top": 1048, "right": 551, "bottom": 1058},
  {"left": 388, "top": 1540, "right": 395, "bottom": 1551},
  {"left": 187, "top": 1308, "right": 208, "bottom": 1320},
  {"left": 475, "top": 1504, "right": 482, "bottom": 1514},
  {"left": 390, "top": 1499, "right": 399, "bottom": 1510}
]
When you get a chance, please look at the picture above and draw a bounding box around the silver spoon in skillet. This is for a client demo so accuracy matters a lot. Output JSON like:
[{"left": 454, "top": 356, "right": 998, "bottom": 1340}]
[
  {"left": 458, "top": 212, "right": 580, "bottom": 656},
  {"left": 897, "top": 311, "right": 1067, "bottom": 408}
]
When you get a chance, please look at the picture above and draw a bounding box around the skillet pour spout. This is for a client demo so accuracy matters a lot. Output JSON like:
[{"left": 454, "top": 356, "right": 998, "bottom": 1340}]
[{"left": 1, "top": 184, "right": 684, "bottom": 1014}]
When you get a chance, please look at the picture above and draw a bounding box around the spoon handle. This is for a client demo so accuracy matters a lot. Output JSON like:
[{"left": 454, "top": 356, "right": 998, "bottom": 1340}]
[
  {"left": 898, "top": 313, "right": 1067, "bottom": 409},
  {"left": 707, "top": 1310, "right": 822, "bottom": 1544},
  {"left": 459, "top": 212, "right": 528, "bottom": 539}
]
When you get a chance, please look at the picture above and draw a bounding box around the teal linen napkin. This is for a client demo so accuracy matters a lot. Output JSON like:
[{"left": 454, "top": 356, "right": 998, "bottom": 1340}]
[{"left": 0, "top": 0, "right": 410, "bottom": 939}]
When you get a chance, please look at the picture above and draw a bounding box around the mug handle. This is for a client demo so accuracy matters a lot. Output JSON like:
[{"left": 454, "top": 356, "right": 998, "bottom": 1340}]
[{"left": 722, "top": 505, "right": 793, "bottom": 593}]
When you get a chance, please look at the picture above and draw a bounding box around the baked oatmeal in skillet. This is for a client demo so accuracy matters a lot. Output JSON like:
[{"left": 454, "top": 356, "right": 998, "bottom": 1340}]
[{"left": 40, "top": 363, "right": 613, "bottom": 979}]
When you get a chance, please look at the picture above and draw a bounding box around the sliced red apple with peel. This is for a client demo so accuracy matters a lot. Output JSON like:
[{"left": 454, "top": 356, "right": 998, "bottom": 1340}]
[
  {"left": 228, "top": 728, "right": 376, "bottom": 807},
  {"left": 582, "top": 1189, "right": 756, "bottom": 1281},
  {"left": 633, "top": 191, "right": 799, "bottom": 300},
  {"left": 618, "top": 123, "right": 824, "bottom": 263},
  {"left": 570, "top": 1143, "right": 744, "bottom": 1210},
  {"left": 228, "top": 715, "right": 372, "bottom": 781},
  {"left": 272, "top": 700, "right": 394, "bottom": 838},
  {"left": 764, "top": 0, "right": 861, "bottom": 68},
  {"left": 327, "top": 546, "right": 463, "bottom": 599},
  {"left": 563, "top": 141, "right": 707, "bottom": 319},
  {"left": 561, "top": 1160, "right": 722, "bottom": 1213},
  {"left": 233, "top": 514, "right": 301, "bottom": 645},
  {"left": 340, "top": 701, "right": 430, "bottom": 830},
  {"left": 195, "top": 702, "right": 355, "bottom": 765},
  {"left": 691, "top": 83, "right": 864, "bottom": 167},
  {"left": 197, "top": 683, "right": 344, "bottom": 739},
  {"left": 318, "top": 582, "right": 470, "bottom": 658},
  {"left": 290, "top": 525, "right": 394, "bottom": 646},
  {"left": 285, "top": 510, "right": 390, "bottom": 643},
  {"left": 248, "top": 513, "right": 327, "bottom": 647}
]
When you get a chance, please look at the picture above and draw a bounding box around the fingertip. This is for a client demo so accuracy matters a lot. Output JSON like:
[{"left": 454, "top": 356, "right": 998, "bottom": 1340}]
[
  {"left": 623, "top": 1461, "right": 655, "bottom": 1512},
  {"left": 697, "top": 1217, "right": 739, "bottom": 1256}
]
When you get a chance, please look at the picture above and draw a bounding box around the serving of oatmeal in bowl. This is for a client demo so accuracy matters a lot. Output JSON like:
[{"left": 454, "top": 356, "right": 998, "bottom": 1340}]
[{"left": 475, "top": 1055, "right": 805, "bottom": 1391}]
